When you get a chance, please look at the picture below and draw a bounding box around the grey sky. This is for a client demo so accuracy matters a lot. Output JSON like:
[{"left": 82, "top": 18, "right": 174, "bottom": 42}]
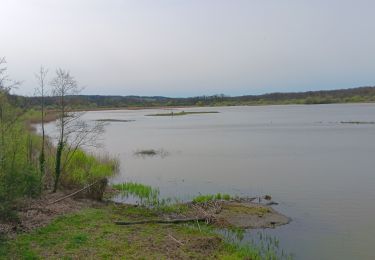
[{"left": 2, "top": 0, "right": 375, "bottom": 97}]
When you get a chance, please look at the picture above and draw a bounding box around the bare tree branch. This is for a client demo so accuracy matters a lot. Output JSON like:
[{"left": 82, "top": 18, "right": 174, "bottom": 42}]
[{"left": 51, "top": 69, "right": 105, "bottom": 192}]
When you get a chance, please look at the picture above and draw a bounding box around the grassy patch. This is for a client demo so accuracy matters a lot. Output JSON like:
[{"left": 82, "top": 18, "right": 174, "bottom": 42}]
[
  {"left": 146, "top": 111, "right": 219, "bottom": 117},
  {"left": 0, "top": 204, "right": 292, "bottom": 260}
]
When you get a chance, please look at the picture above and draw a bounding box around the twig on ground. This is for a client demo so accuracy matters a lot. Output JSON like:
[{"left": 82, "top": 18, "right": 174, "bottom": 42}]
[
  {"left": 48, "top": 178, "right": 104, "bottom": 205},
  {"left": 168, "top": 234, "right": 184, "bottom": 246}
]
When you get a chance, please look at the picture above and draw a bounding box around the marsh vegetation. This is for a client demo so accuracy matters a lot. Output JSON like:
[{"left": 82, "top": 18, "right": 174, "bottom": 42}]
[{"left": 133, "top": 149, "right": 169, "bottom": 158}]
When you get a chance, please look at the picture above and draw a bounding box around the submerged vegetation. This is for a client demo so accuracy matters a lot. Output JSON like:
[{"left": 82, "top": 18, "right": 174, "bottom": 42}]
[
  {"left": 134, "top": 149, "right": 169, "bottom": 158},
  {"left": 134, "top": 149, "right": 157, "bottom": 156},
  {"left": 146, "top": 111, "right": 219, "bottom": 116}
]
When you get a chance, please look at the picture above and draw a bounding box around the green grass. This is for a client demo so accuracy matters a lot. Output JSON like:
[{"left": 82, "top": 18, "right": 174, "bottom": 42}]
[
  {"left": 192, "top": 193, "right": 232, "bottom": 203},
  {"left": 0, "top": 204, "right": 292, "bottom": 260},
  {"left": 146, "top": 111, "right": 219, "bottom": 117}
]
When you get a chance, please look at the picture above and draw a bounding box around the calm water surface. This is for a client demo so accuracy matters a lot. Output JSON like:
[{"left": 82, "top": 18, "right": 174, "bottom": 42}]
[{"left": 47, "top": 104, "right": 375, "bottom": 259}]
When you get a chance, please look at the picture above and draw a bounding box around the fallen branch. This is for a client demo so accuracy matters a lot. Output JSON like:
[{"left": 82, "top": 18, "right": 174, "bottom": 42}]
[
  {"left": 115, "top": 217, "right": 206, "bottom": 225},
  {"left": 48, "top": 178, "right": 104, "bottom": 205},
  {"left": 168, "top": 234, "right": 184, "bottom": 246}
]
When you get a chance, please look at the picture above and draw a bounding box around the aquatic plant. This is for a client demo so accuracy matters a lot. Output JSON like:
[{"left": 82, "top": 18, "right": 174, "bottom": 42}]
[
  {"left": 134, "top": 149, "right": 157, "bottom": 156},
  {"left": 113, "top": 182, "right": 160, "bottom": 207},
  {"left": 192, "top": 193, "right": 232, "bottom": 203},
  {"left": 134, "top": 149, "right": 169, "bottom": 158}
]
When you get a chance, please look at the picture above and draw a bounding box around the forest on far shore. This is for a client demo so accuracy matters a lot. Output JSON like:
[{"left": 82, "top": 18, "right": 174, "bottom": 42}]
[{"left": 13, "top": 86, "right": 375, "bottom": 110}]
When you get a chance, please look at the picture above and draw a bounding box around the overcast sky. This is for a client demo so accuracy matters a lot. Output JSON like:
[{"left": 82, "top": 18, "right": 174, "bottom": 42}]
[{"left": 2, "top": 0, "right": 375, "bottom": 97}]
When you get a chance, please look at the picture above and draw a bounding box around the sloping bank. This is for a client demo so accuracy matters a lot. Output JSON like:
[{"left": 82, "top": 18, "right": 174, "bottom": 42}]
[{"left": 0, "top": 198, "right": 292, "bottom": 260}]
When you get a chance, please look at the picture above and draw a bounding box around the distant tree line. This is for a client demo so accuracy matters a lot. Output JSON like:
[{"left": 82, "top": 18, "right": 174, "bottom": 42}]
[{"left": 14, "top": 86, "right": 375, "bottom": 110}]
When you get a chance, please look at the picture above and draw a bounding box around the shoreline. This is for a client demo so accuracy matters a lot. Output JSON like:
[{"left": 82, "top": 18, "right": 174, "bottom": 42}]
[
  {"left": 30, "top": 101, "right": 375, "bottom": 125},
  {"left": 1, "top": 190, "right": 292, "bottom": 259}
]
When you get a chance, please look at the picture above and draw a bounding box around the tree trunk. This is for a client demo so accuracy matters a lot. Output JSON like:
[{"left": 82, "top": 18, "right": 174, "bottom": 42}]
[{"left": 53, "top": 140, "right": 64, "bottom": 192}]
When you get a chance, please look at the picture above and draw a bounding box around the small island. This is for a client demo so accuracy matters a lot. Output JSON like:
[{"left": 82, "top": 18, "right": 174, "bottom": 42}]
[
  {"left": 95, "top": 119, "right": 135, "bottom": 122},
  {"left": 146, "top": 111, "right": 219, "bottom": 117}
]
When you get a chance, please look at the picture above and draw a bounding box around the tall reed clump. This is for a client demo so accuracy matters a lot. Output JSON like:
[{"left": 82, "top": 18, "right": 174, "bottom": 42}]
[
  {"left": 62, "top": 150, "right": 119, "bottom": 200},
  {"left": 113, "top": 182, "right": 160, "bottom": 207}
]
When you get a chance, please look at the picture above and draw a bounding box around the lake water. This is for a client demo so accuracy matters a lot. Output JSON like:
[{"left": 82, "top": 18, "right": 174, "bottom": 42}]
[{"left": 45, "top": 104, "right": 375, "bottom": 259}]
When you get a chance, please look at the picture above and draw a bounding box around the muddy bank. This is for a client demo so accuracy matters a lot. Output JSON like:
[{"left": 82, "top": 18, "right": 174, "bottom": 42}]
[
  {"left": 215, "top": 201, "right": 290, "bottom": 228},
  {"left": 1, "top": 192, "right": 290, "bottom": 239},
  {"left": 0, "top": 191, "right": 101, "bottom": 237},
  {"left": 156, "top": 200, "right": 290, "bottom": 230}
]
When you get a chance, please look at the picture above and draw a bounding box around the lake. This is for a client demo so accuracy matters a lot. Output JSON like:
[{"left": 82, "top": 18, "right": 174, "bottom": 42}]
[{"left": 45, "top": 103, "right": 375, "bottom": 259}]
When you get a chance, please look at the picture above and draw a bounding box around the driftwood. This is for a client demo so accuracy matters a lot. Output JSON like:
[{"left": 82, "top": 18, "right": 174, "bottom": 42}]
[
  {"left": 48, "top": 179, "right": 104, "bottom": 205},
  {"left": 115, "top": 200, "right": 223, "bottom": 226},
  {"left": 115, "top": 217, "right": 206, "bottom": 226}
]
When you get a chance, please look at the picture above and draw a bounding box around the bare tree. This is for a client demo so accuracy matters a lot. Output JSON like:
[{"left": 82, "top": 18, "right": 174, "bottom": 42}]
[
  {"left": 35, "top": 66, "right": 48, "bottom": 188},
  {"left": 51, "top": 68, "right": 104, "bottom": 192}
]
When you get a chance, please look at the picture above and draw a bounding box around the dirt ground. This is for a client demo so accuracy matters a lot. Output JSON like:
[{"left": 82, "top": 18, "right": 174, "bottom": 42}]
[{"left": 0, "top": 191, "right": 101, "bottom": 237}]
